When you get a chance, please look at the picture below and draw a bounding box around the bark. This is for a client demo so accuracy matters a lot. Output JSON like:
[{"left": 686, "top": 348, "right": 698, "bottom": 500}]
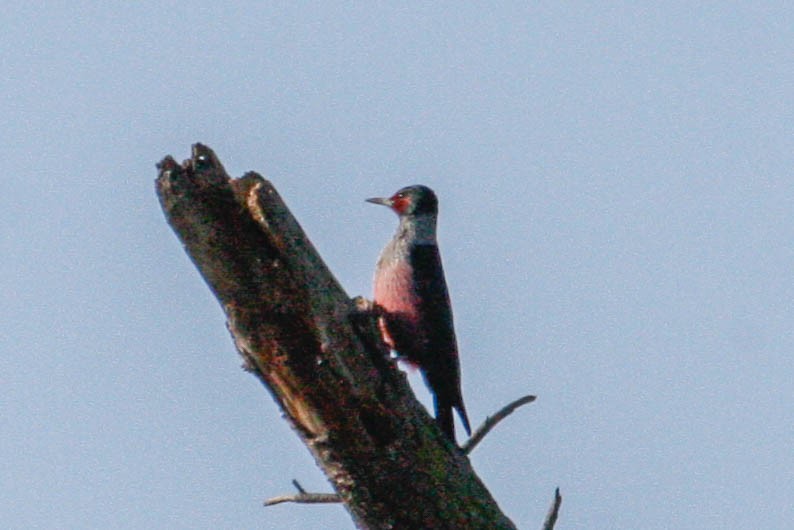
[{"left": 155, "top": 144, "right": 516, "bottom": 529}]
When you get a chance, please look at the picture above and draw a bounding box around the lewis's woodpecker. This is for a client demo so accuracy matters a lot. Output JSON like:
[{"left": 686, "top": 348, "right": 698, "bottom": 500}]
[{"left": 367, "top": 185, "right": 471, "bottom": 443}]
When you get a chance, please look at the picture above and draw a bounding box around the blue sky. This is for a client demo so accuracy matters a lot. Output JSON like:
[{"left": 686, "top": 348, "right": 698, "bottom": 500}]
[{"left": 2, "top": 3, "right": 792, "bottom": 528}]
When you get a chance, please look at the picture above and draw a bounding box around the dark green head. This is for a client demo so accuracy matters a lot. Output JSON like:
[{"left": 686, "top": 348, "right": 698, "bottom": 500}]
[{"left": 366, "top": 185, "right": 438, "bottom": 216}]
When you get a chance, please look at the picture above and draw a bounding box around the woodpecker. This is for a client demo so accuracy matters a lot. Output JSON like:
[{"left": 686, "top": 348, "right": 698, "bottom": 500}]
[{"left": 367, "top": 185, "right": 471, "bottom": 443}]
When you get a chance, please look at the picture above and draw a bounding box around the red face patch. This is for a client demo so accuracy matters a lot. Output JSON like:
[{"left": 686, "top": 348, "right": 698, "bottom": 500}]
[{"left": 389, "top": 193, "right": 410, "bottom": 214}]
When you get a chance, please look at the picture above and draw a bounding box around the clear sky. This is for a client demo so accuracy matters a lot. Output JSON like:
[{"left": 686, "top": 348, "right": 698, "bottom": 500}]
[{"left": 2, "top": 2, "right": 792, "bottom": 529}]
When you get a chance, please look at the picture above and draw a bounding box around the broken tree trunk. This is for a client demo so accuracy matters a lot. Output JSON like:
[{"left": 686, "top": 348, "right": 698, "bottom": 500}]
[{"left": 155, "top": 144, "right": 516, "bottom": 529}]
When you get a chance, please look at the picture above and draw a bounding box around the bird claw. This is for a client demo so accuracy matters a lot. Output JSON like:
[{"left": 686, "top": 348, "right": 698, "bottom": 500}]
[{"left": 351, "top": 295, "right": 376, "bottom": 313}]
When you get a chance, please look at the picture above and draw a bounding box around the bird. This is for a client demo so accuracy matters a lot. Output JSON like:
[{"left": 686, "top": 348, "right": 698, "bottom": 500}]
[{"left": 366, "top": 185, "right": 471, "bottom": 443}]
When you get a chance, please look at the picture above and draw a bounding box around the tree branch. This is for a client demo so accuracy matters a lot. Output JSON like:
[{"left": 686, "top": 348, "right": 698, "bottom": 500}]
[
  {"left": 264, "top": 480, "right": 342, "bottom": 506},
  {"left": 462, "top": 394, "right": 536, "bottom": 455},
  {"left": 264, "top": 492, "right": 342, "bottom": 507},
  {"left": 156, "top": 144, "right": 518, "bottom": 529},
  {"left": 542, "top": 488, "right": 562, "bottom": 530}
]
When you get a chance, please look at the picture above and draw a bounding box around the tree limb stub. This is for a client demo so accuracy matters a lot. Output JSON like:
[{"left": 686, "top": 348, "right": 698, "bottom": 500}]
[{"left": 156, "top": 144, "right": 517, "bottom": 530}]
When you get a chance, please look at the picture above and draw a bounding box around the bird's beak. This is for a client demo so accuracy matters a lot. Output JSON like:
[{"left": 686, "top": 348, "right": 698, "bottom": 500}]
[{"left": 366, "top": 197, "right": 392, "bottom": 207}]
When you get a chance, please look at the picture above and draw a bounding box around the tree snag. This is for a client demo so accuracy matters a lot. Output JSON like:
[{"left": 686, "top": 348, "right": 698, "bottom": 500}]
[{"left": 155, "top": 144, "right": 546, "bottom": 529}]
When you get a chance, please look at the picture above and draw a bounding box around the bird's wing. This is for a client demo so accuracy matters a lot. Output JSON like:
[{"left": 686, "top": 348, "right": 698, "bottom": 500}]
[
  {"left": 410, "top": 244, "right": 470, "bottom": 436},
  {"left": 409, "top": 244, "right": 458, "bottom": 362}
]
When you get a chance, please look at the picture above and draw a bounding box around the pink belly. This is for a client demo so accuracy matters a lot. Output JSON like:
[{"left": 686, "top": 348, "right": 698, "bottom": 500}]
[
  {"left": 374, "top": 261, "right": 419, "bottom": 317},
  {"left": 373, "top": 261, "right": 421, "bottom": 354}
]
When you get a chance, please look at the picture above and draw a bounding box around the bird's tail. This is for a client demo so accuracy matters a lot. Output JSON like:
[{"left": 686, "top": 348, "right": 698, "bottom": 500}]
[
  {"left": 456, "top": 401, "right": 472, "bottom": 436},
  {"left": 436, "top": 402, "right": 455, "bottom": 442},
  {"left": 435, "top": 395, "right": 472, "bottom": 444}
]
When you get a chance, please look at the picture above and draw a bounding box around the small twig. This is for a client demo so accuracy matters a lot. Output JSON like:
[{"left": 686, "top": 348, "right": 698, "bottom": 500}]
[
  {"left": 265, "top": 395, "right": 536, "bottom": 507},
  {"left": 461, "top": 394, "right": 536, "bottom": 454},
  {"left": 291, "top": 479, "right": 307, "bottom": 494},
  {"left": 263, "top": 492, "right": 342, "bottom": 506},
  {"left": 541, "top": 488, "right": 562, "bottom": 530},
  {"left": 264, "top": 480, "right": 341, "bottom": 506}
]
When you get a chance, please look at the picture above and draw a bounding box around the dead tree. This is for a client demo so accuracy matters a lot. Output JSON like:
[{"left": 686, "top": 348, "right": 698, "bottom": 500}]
[{"left": 155, "top": 144, "right": 557, "bottom": 529}]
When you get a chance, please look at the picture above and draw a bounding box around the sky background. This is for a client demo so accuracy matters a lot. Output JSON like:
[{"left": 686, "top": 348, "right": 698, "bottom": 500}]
[{"left": 2, "top": 2, "right": 792, "bottom": 529}]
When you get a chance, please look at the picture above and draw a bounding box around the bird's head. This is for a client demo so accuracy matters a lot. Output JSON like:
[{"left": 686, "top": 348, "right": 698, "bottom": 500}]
[{"left": 366, "top": 185, "right": 438, "bottom": 217}]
